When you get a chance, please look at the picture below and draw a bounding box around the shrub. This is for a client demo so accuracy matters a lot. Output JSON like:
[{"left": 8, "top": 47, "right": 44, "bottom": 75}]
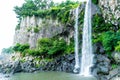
[
  {"left": 37, "top": 38, "right": 52, "bottom": 53},
  {"left": 111, "top": 64, "right": 118, "bottom": 69},
  {"left": 13, "top": 43, "right": 30, "bottom": 53},
  {"left": 101, "top": 31, "right": 115, "bottom": 53},
  {"left": 37, "top": 38, "right": 74, "bottom": 58},
  {"left": 34, "top": 27, "right": 39, "bottom": 33},
  {"left": 23, "top": 49, "right": 43, "bottom": 56},
  {"left": 94, "top": 31, "right": 120, "bottom": 55},
  {"left": 12, "top": 38, "right": 74, "bottom": 58},
  {"left": 92, "top": 14, "right": 113, "bottom": 34},
  {"left": 65, "top": 42, "right": 74, "bottom": 54},
  {"left": 115, "top": 41, "right": 120, "bottom": 52},
  {"left": 92, "top": 0, "right": 98, "bottom": 4},
  {"left": 47, "top": 39, "right": 66, "bottom": 55}
]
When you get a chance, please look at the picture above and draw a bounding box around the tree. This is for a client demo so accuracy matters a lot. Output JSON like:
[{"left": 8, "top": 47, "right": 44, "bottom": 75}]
[
  {"left": 33, "top": 0, "right": 54, "bottom": 9},
  {"left": 14, "top": 0, "right": 38, "bottom": 18}
]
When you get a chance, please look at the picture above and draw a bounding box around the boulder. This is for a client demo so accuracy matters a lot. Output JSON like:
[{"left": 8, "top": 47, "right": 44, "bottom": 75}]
[
  {"left": 112, "top": 52, "right": 120, "bottom": 63},
  {"left": 92, "top": 54, "right": 111, "bottom": 77},
  {"left": 11, "top": 61, "right": 22, "bottom": 74},
  {"left": 21, "top": 60, "right": 36, "bottom": 72},
  {"left": 107, "top": 67, "right": 120, "bottom": 80}
]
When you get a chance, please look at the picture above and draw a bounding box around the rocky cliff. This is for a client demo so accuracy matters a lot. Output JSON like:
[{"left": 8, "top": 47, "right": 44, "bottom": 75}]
[
  {"left": 99, "top": 0, "right": 120, "bottom": 26},
  {"left": 14, "top": 16, "right": 74, "bottom": 48},
  {"left": 14, "top": 0, "right": 120, "bottom": 49},
  {"left": 13, "top": 3, "right": 99, "bottom": 49}
]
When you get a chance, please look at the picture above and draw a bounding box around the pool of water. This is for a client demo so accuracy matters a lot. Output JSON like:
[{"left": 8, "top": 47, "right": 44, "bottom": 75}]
[{"left": 0, "top": 72, "right": 97, "bottom": 80}]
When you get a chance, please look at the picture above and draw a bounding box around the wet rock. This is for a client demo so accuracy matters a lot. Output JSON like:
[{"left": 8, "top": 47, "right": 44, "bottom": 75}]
[
  {"left": 93, "top": 43, "right": 105, "bottom": 54},
  {"left": 107, "top": 67, "right": 120, "bottom": 80},
  {"left": 21, "top": 61, "right": 36, "bottom": 72},
  {"left": 11, "top": 61, "right": 22, "bottom": 74},
  {"left": 92, "top": 54, "right": 111, "bottom": 78}
]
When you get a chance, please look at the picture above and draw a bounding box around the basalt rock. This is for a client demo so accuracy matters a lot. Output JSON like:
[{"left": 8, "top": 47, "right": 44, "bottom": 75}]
[
  {"left": 0, "top": 53, "right": 118, "bottom": 80},
  {"left": 92, "top": 54, "right": 111, "bottom": 79}
]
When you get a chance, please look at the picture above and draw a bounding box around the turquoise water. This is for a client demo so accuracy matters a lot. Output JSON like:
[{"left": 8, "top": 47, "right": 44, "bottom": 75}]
[{"left": 0, "top": 72, "right": 97, "bottom": 80}]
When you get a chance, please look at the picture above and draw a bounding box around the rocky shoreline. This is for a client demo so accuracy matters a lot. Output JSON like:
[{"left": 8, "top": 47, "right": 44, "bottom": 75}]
[{"left": 0, "top": 53, "right": 119, "bottom": 80}]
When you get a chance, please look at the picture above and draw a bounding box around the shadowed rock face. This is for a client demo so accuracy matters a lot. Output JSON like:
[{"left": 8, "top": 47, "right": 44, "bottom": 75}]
[{"left": 99, "top": 0, "right": 120, "bottom": 26}]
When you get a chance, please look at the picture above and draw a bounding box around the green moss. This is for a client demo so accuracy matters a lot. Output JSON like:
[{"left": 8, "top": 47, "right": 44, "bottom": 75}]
[
  {"left": 92, "top": 0, "right": 98, "bottom": 5},
  {"left": 111, "top": 64, "right": 118, "bottom": 69},
  {"left": 34, "top": 27, "right": 39, "bottom": 33}
]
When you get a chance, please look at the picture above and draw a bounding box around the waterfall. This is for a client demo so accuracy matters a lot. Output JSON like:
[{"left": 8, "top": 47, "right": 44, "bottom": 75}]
[
  {"left": 73, "top": 7, "right": 80, "bottom": 73},
  {"left": 80, "top": 0, "right": 94, "bottom": 76}
]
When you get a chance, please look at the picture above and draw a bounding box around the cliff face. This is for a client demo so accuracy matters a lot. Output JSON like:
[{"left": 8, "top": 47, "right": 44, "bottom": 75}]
[
  {"left": 14, "top": 16, "right": 70, "bottom": 48},
  {"left": 14, "top": 1, "right": 120, "bottom": 48},
  {"left": 99, "top": 0, "right": 120, "bottom": 26}
]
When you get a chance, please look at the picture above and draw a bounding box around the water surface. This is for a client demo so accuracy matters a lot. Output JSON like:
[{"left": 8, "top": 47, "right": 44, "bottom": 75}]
[{"left": 0, "top": 72, "right": 97, "bottom": 80}]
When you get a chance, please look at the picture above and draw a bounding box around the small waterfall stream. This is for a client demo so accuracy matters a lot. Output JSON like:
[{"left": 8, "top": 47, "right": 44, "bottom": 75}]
[
  {"left": 74, "top": 7, "right": 80, "bottom": 73},
  {"left": 80, "top": 0, "right": 94, "bottom": 76}
]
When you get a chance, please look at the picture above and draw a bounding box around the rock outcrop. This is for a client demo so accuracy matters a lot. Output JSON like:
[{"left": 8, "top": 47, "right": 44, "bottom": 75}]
[
  {"left": 112, "top": 52, "right": 120, "bottom": 64},
  {"left": 99, "top": 0, "right": 120, "bottom": 26},
  {"left": 14, "top": 16, "right": 68, "bottom": 48},
  {"left": 13, "top": 3, "right": 100, "bottom": 49}
]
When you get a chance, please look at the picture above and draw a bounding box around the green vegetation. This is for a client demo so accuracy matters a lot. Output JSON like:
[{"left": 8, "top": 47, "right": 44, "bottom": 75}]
[
  {"left": 111, "top": 64, "right": 118, "bottom": 69},
  {"left": 100, "top": 31, "right": 116, "bottom": 55},
  {"left": 14, "top": 0, "right": 79, "bottom": 26},
  {"left": 92, "top": 14, "right": 113, "bottom": 34},
  {"left": 34, "top": 27, "right": 39, "bottom": 33},
  {"left": 13, "top": 43, "right": 30, "bottom": 53},
  {"left": 92, "top": 0, "right": 98, "bottom": 4},
  {"left": 93, "top": 30, "right": 120, "bottom": 56},
  {"left": 92, "top": 14, "right": 120, "bottom": 56},
  {"left": 10, "top": 0, "right": 120, "bottom": 69},
  {"left": 115, "top": 41, "right": 120, "bottom": 52},
  {"left": 23, "top": 49, "right": 42, "bottom": 56},
  {"left": 37, "top": 38, "right": 74, "bottom": 58},
  {"left": 10, "top": 38, "right": 74, "bottom": 58}
]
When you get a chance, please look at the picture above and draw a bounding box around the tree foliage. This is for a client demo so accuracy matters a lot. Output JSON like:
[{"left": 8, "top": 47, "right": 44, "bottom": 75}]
[
  {"left": 11, "top": 38, "right": 74, "bottom": 58},
  {"left": 13, "top": 43, "right": 30, "bottom": 53},
  {"left": 14, "top": 0, "right": 79, "bottom": 23},
  {"left": 93, "top": 30, "right": 120, "bottom": 55}
]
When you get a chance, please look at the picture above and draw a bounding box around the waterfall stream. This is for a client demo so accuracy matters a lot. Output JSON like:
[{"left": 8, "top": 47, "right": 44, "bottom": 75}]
[
  {"left": 80, "top": 0, "right": 94, "bottom": 76},
  {"left": 74, "top": 7, "right": 80, "bottom": 73}
]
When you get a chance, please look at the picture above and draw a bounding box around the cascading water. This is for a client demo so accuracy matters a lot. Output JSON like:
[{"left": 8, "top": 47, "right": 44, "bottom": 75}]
[
  {"left": 80, "top": 0, "right": 94, "bottom": 76},
  {"left": 73, "top": 7, "right": 80, "bottom": 73}
]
